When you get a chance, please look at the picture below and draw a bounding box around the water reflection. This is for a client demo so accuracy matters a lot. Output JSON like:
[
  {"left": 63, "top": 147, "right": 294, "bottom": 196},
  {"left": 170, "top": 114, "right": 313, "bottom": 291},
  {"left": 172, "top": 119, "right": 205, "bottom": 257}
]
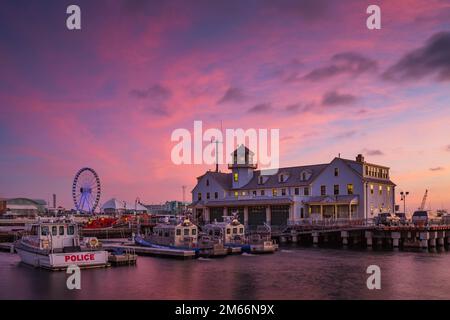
[{"left": 1, "top": 247, "right": 450, "bottom": 300}]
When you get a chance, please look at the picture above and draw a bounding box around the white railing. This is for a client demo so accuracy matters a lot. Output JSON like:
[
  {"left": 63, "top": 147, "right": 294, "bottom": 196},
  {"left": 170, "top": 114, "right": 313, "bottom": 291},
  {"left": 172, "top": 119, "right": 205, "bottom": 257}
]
[{"left": 288, "top": 218, "right": 375, "bottom": 227}]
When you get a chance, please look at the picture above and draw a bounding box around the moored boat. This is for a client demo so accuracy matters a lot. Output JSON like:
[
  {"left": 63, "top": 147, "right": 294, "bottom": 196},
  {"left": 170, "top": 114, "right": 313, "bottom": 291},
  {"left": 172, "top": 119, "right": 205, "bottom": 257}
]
[
  {"left": 134, "top": 216, "right": 200, "bottom": 253},
  {"left": 14, "top": 218, "right": 108, "bottom": 271},
  {"left": 202, "top": 214, "right": 249, "bottom": 253}
]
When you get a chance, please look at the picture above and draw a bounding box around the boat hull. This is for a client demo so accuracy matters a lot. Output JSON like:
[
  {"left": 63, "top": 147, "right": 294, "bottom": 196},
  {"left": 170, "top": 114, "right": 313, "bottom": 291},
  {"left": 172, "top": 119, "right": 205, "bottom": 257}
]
[
  {"left": 15, "top": 246, "right": 109, "bottom": 270},
  {"left": 134, "top": 235, "right": 199, "bottom": 253}
]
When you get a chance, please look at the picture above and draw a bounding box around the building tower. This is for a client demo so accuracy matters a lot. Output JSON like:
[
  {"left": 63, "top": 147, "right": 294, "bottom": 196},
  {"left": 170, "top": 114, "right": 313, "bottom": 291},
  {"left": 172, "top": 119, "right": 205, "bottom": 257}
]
[{"left": 228, "top": 145, "right": 257, "bottom": 189}]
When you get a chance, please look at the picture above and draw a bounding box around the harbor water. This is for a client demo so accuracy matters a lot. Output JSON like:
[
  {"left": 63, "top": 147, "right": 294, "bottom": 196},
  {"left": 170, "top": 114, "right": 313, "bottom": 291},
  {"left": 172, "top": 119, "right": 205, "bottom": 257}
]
[{"left": 1, "top": 246, "right": 450, "bottom": 299}]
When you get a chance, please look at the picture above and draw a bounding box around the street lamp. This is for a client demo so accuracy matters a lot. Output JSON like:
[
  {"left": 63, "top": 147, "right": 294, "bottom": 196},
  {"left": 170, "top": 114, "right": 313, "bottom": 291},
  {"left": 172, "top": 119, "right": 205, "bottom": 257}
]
[{"left": 400, "top": 191, "right": 409, "bottom": 215}]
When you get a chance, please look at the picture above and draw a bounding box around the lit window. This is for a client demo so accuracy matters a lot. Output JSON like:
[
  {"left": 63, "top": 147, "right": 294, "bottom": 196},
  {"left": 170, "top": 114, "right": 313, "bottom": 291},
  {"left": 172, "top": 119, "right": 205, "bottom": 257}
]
[
  {"left": 334, "top": 185, "right": 339, "bottom": 195},
  {"left": 379, "top": 185, "right": 383, "bottom": 195},
  {"left": 234, "top": 191, "right": 238, "bottom": 197},
  {"left": 370, "top": 185, "right": 374, "bottom": 194},
  {"left": 234, "top": 173, "right": 238, "bottom": 182},
  {"left": 272, "top": 189, "right": 278, "bottom": 196},
  {"left": 347, "top": 184, "right": 354, "bottom": 195},
  {"left": 242, "top": 191, "right": 246, "bottom": 196},
  {"left": 387, "top": 186, "right": 391, "bottom": 194},
  {"left": 334, "top": 168, "right": 339, "bottom": 177}
]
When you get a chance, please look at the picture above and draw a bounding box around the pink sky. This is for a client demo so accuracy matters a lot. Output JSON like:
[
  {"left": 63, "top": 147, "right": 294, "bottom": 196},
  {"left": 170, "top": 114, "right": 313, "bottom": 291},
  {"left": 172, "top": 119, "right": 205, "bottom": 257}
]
[{"left": 0, "top": 0, "right": 449, "bottom": 213}]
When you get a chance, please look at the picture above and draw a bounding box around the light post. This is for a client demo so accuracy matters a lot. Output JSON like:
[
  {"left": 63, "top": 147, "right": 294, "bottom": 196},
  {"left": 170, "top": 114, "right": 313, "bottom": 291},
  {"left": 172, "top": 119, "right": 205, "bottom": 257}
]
[{"left": 400, "top": 191, "right": 409, "bottom": 215}]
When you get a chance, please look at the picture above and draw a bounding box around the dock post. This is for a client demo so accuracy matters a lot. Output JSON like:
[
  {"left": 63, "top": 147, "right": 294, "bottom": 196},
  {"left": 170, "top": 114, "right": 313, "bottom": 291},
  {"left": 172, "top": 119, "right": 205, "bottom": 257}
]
[
  {"left": 419, "top": 232, "right": 429, "bottom": 249},
  {"left": 391, "top": 232, "right": 401, "bottom": 248},
  {"left": 312, "top": 232, "right": 320, "bottom": 245},
  {"left": 365, "top": 231, "right": 373, "bottom": 247},
  {"left": 428, "top": 231, "right": 437, "bottom": 248},
  {"left": 341, "top": 231, "right": 349, "bottom": 246},
  {"left": 436, "top": 231, "right": 444, "bottom": 246}
]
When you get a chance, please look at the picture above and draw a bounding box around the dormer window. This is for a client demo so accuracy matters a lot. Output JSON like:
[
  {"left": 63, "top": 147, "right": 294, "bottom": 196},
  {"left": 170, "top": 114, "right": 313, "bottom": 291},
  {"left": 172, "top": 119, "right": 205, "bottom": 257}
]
[
  {"left": 334, "top": 168, "right": 339, "bottom": 177},
  {"left": 300, "top": 170, "right": 312, "bottom": 181},
  {"left": 206, "top": 179, "right": 209, "bottom": 186},
  {"left": 258, "top": 176, "right": 264, "bottom": 184},
  {"left": 278, "top": 172, "right": 289, "bottom": 183}
]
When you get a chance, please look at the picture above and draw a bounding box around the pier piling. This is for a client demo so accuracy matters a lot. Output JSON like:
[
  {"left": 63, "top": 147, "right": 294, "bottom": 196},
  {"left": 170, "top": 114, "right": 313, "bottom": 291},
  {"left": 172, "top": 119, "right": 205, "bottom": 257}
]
[
  {"left": 391, "top": 232, "right": 401, "bottom": 248},
  {"left": 365, "top": 231, "right": 373, "bottom": 247}
]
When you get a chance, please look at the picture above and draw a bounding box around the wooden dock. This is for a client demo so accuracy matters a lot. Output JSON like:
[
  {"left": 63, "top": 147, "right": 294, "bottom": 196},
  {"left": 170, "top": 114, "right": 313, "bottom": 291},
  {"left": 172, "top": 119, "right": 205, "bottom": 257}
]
[
  {"left": 103, "top": 244, "right": 196, "bottom": 259},
  {"left": 0, "top": 242, "right": 15, "bottom": 253}
]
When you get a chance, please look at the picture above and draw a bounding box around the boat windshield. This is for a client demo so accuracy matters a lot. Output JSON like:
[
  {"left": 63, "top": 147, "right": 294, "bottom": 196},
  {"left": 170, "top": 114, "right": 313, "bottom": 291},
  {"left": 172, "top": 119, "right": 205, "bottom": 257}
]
[
  {"left": 41, "top": 226, "right": 49, "bottom": 236},
  {"left": 68, "top": 225, "right": 75, "bottom": 235}
]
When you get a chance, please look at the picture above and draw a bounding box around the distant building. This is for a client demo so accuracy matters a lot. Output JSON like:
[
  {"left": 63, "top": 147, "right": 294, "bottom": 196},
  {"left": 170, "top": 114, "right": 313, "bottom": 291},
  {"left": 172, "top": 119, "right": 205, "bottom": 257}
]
[
  {"left": 3, "top": 198, "right": 47, "bottom": 218},
  {"left": 143, "top": 201, "right": 189, "bottom": 215},
  {"left": 101, "top": 198, "right": 148, "bottom": 215},
  {"left": 191, "top": 145, "right": 396, "bottom": 227},
  {"left": 0, "top": 198, "right": 6, "bottom": 215}
]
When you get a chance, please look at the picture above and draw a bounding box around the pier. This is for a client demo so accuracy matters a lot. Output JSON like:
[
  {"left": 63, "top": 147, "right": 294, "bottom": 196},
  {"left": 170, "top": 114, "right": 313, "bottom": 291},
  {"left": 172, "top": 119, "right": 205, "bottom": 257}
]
[{"left": 272, "top": 219, "right": 450, "bottom": 249}]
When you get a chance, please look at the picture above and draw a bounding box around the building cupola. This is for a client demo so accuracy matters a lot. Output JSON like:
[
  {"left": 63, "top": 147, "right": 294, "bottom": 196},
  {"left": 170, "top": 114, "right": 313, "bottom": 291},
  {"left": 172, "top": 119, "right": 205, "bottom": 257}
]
[{"left": 228, "top": 145, "right": 257, "bottom": 188}]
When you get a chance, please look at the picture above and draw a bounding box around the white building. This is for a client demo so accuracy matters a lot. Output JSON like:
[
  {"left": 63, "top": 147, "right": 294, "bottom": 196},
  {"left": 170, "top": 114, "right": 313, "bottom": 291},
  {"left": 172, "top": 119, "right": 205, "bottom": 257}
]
[
  {"left": 191, "top": 145, "right": 396, "bottom": 227},
  {"left": 101, "top": 198, "right": 148, "bottom": 215}
]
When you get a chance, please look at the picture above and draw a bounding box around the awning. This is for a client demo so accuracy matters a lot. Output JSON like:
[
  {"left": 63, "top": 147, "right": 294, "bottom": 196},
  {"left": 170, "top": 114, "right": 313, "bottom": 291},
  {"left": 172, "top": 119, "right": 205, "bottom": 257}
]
[{"left": 305, "top": 195, "right": 359, "bottom": 205}]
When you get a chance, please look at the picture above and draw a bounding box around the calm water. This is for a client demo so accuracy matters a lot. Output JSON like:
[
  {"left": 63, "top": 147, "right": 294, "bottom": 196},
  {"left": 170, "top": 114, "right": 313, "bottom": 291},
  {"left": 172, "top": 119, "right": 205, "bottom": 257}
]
[{"left": 1, "top": 246, "right": 450, "bottom": 300}]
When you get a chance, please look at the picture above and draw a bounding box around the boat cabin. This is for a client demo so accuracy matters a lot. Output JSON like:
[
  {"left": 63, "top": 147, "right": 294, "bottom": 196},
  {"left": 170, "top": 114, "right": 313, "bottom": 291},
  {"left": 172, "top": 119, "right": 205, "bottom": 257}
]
[
  {"left": 24, "top": 221, "right": 80, "bottom": 252},
  {"left": 203, "top": 216, "right": 245, "bottom": 244},
  {"left": 150, "top": 218, "right": 198, "bottom": 247}
]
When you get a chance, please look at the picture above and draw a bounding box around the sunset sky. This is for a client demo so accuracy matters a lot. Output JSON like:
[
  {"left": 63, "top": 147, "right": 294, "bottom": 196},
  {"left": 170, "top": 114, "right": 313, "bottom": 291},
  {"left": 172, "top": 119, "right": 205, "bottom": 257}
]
[{"left": 0, "top": 0, "right": 449, "bottom": 212}]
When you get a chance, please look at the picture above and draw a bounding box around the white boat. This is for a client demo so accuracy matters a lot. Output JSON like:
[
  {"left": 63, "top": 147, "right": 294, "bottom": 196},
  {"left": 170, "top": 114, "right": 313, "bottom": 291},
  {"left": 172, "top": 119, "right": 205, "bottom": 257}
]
[
  {"left": 135, "top": 216, "right": 199, "bottom": 251},
  {"left": 14, "top": 218, "right": 108, "bottom": 270}
]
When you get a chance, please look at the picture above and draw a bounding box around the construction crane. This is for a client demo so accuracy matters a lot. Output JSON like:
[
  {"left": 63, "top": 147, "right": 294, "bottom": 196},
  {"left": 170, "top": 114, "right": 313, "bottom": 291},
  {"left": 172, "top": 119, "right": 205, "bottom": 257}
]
[{"left": 419, "top": 189, "right": 428, "bottom": 211}]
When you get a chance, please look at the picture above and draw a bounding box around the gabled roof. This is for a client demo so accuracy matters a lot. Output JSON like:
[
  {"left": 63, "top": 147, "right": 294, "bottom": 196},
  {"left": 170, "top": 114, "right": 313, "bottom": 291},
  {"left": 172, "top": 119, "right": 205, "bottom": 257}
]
[
  {"left": 237, "top": 163, "right": 328, "bottom": 190},
  {"left": 195, "top": 171, "right": 232, "bottom": 190}
]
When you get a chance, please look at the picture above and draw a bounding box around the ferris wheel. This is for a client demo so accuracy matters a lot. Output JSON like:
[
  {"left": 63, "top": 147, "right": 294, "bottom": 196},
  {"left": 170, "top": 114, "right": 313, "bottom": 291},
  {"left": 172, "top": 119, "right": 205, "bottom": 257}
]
[{"left": 72, "top": 167, "right": 101, "bottom": 213}]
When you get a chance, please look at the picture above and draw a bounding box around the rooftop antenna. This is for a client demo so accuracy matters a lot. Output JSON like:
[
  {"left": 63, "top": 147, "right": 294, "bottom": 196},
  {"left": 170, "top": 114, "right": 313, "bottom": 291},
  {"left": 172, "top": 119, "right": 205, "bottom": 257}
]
[
  {"left": 182, "top": 185, "right": 187, "bottom": 203},
  {"left": 210, "top": 120, "right": 223, "bottom": 172}
]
